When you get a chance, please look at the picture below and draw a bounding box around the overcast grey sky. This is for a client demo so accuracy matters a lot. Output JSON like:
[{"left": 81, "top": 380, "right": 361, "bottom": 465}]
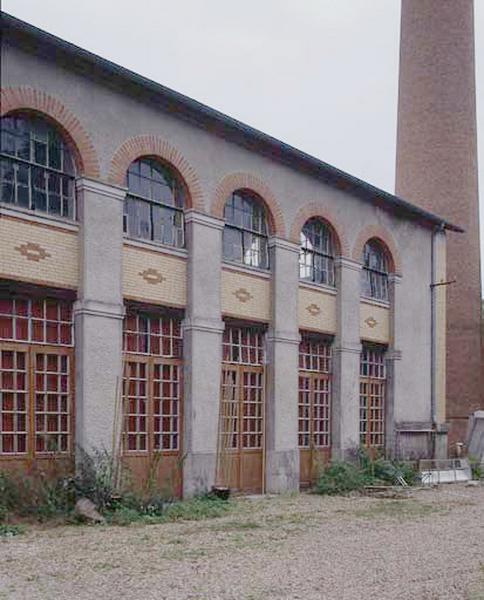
[{"left": 4, "top": 0, "right": 483, "bottom": 290}]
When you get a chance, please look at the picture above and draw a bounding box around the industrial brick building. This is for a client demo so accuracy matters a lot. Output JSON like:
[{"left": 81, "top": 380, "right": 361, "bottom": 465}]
[
  {"left": 0, "top": 13, "right": 460, "bottom": 495},
  {"left": 396, "top": 0, "right": 482, "bottom": 449}
]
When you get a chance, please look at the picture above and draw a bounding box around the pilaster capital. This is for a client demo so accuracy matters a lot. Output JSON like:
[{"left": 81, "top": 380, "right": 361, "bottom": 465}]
[
  {"left": 386, "top": 349, "right": 402, "bottom": 361},
  {"left": 73, "top": 299, "right": 125, "bottom": 320},
  {"left": 334, "top": 256, "right": 362, "bottom": 272},
  {"left": 75, "top": 177, "right": 127, "bottom": 201},
  {"left": 182, "top": 316, "right": 225, "bottom": 334},
  {"left": 388, "top": 273, "right": 402, "bottom": 285},
  {"left": 268, "top": 237, "right": 300, "bottom": 254},
  {"left": 184, "top": 210, "right": 224, "bottom": 231},
  {"left": 333, "top": 343, "right": 362, "bottom": 355},
  {"left": 266, "top": 329, "right": 301, "bottom": 345}
]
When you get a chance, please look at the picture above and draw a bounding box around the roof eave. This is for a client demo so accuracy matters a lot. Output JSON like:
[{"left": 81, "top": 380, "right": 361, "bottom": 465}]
[{"left": 0, "top": 11, "right": 464, "bottom": 233}]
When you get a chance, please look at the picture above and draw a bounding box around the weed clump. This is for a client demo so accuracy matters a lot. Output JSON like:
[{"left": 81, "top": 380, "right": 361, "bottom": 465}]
[
  {"left": 315, "top": 450, "right": 419, "bottom": 496},
  {"left": 0, "top": 448, "right": 231, "bottom": 529}
]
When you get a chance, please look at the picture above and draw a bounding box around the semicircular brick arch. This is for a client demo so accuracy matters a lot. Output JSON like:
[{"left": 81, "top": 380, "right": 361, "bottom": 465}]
[
  {"left": 289, "top": 202, "right": 351, "bottom": 257},
  {"left": 1, "top": 86, "right": 100, "bottom": 178},
  {"left": 211, "top": 172, "right": 285, "bottom": 238},
  {"left": 108, "top": 135, "right": 205, "bottom": 211},
  {"left": 352, "top": 224, "right": 402, "bottom": 275}
]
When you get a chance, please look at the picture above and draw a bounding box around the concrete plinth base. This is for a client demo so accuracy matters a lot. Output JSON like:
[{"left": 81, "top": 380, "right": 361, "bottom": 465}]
[
  {"left": 182, "top": 452, "right": 217, "bottom": 498},
  {"left": 467, "top": 411, "right": 484, "bottom": 464},
  {"left": 265, "top": 449, "right": 299, "bottom": 493}
]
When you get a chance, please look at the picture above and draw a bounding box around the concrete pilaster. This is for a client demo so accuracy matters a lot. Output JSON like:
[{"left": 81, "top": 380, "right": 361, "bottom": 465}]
[
  {"left": 265, "top": 238, "right": 300, "bottom": 493},
  {"left": 74, "top": 178, "right": 126, "bottom": 454},
  {"left": 332, "top": 257, "right": 362, "bottom": 460},
  {"left": 385, "top": 274, "right": 403, "bottom": 458},
  {"left": 182, "top": 210, "right": 224, "bottom": 496}
]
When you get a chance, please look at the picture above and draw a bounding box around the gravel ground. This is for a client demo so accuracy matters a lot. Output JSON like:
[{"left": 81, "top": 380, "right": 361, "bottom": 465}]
[{"left": 1, "top": 484, "right": 484, "bottom": 600}]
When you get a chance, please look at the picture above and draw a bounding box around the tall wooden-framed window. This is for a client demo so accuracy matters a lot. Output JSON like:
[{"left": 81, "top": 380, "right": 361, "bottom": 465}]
[
  {"left": 298, "top": 335, "right": 332, "bottom": 450},
  {"left": 299, "top": 218, "right": 336, "bottom": 287},
  {"left": 222, "top": 190, "right": 270, "bottom": 270},
  {"left": 217, "top": 324, "right": 265, "bottom": 492},
  {"left": 359, "top": 345, "right": 386, "bottom": 449},
  {"left": 361, "top": 239, "right": 390, "bottom": 302},
  {"left": 124, "top": 157, "right": 186, "bottom": 248},
  {"left": 0, "top": 292, "right": 74, "bottom": 458},
  {"left": 122, "top": 308, "right": 183, "bottom": 455},
  {"left": 0, "top": 114, "right": 76, "bottom": 219}
]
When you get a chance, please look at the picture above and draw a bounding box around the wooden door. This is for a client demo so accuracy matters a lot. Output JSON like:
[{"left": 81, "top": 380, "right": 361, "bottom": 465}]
[
  {"left": 122, "top": 354, "right": 183, "bottom": 498},
  {"left": 298, "top": 373, "right": 331, "bottom": 486},
  {"left": 298, "top": 336, "right": 332, "bottom": 487},
  {"left": 359, "top": 346, "right": 386, "bottom": 454},
  {"left": 217, "top": 363, "right": 264, "bottom": 493}
]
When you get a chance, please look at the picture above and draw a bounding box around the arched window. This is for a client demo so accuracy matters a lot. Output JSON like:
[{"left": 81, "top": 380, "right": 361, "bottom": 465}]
[
  {"left": 361, "top": 239, "right": 389, "bottom": 301},
  {"left": 0, "top": 114, "right": 76, "bottom": 218},
  {"left": 299, "top": 218, "right": 336, "bottom": 286},
  {"left": 222, "top": 190, "right": 269, "bottom": 269},
  {"left": 124, "top": 157, "right": 186, "bottom": 248}
]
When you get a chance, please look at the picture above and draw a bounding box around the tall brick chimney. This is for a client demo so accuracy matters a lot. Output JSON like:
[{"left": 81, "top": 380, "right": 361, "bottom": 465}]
[{"left": 395, "top": 0, "right": 482, "bottom": 450}]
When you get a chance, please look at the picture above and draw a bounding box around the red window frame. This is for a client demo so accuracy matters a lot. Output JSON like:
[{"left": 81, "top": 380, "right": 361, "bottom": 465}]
[
  {"left": 298, "top": 336, "right": 332, "bottom": 449},
  {"left": 122, "top": 308, "right": 183, "bottom": 455},
  {"left": 0, "top": 293, "right": 74, "bottom": 458},
  {"left": 359, "top": 345, "right": 386, "bottom": 449}
]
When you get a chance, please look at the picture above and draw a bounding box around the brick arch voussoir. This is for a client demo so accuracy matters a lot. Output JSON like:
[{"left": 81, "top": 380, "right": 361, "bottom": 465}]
[
  {"left": 107, "top": 135, "right": 205, "bottom": 211},
  {"left": 352, "top": 224, "right": 402, "bottom": 275},
  {"left": 0, "top": 86, "right": 100, "bottom": 178},
  {"left": 212, "top": 172, "right": 286, "bottom": 238},
  {"left": 289, "top": 202, "right": 351, "bottom": 257}
]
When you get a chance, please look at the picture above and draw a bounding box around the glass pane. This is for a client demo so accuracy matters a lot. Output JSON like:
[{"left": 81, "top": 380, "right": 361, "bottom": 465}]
[
  {"left": 1, "top": 182, "right": 14, "bottom": 204},
  {"left": 223, "top": 227, "right": 243, "bottom": 262},
  {"left": 34, "top": 140, "right": 47, "bottom": 166},
  {"left": 49, "top": 139, "right": 62, "bottom": 170},
  {"left": 137, "top": 199, "right": 151, "bottom": 239}
]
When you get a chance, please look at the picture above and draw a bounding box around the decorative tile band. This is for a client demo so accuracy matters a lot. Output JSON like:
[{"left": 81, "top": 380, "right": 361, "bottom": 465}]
[
  {"left": 139, "top": 268, "right": 165, "bottom": 285},
  {"left": 306, "top": 303, "right": 321, "bottom": 316},
  {"left": 14, "top": 242, "right": 52, "bottom": 262},
  {"left": 233, "top": 288, "right": 254, "bottom": 303},
  {"left": 364, "top": 316, "right": 378, "bottom": 328}
]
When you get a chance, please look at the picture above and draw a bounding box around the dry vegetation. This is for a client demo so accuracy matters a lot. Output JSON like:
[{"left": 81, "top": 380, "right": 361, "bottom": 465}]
[{"left": 1, "top": 484, "right": 484, "bottom": 600}]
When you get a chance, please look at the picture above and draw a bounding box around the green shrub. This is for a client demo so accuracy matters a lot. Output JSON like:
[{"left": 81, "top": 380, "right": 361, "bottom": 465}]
[
  {"left": 72, "top": 447, "right": 120, "bottom": 512},
  {"left": 0, "top": 469, "right": 75, "bottom": 521},
  {"left": 468, "top": 456, "right": 483, "bottom": 481},
  {"left": 315, "top": 452, "right": 420, "bottom": 496},
  {"left": 0, "top": 523, "right": 25, "bottom": 538},
  {"left": 315, "top": 461, "right": 373, "bottom": 495},
  {"left": 106, "top": 506, "right": 144, "bottom": 526}
]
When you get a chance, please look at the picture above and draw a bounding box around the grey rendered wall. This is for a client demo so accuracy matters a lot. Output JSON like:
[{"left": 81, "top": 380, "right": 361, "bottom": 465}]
[{"left": 2, "top": 42, "right": 437, "bottom": 472}]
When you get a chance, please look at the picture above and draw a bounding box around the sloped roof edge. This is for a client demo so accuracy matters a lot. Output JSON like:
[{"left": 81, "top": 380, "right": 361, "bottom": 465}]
[{"left": 1, "top": 11, "right": 463, "bottom": 233}]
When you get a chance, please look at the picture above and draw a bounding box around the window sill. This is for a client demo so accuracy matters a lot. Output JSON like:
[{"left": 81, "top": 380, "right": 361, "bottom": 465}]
[
  {"left": 0, "top": 204, "right": 79, "bottom": 231},
  {"left": 222, "top": 260, "right": 271, "bottom": 279},
  {"left": 123, "top": 236, "right": 188, "bottom": 259},
  {"left": 360, "top": 296, "right": 390, "bottom": 308},
  {"left": 299, "top": 280, "right": 337, "bottom": 295}
]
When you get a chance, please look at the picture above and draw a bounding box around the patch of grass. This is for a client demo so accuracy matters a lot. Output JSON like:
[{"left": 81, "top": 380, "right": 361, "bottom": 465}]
[
  {"left": 161, "top": 495, "right": 231, "bottom": 522},
  {"left": 212, "top": 520, "right": 261, "bottom": 531},
  {"left": 348, "top": 500, "right": 444, "bottom": 520},
  {"left": 106, "top": 495, "right": 231, "bottom": 527},
  {"left": 0, "top": 523, "right": 26, "bottom": 538}
]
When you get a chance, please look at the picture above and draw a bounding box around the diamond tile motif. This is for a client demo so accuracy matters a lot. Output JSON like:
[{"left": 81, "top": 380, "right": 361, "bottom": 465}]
[
  {"left": 365, "top": 316, "right": 378, "bottom": 328},
  {"left": 14, "top": 242, "right": 51, "bottom": 262},
  {"left": 233, "top": 288, "right": 253, "bottom": 303},
  {"left": 306, "top": 303, "right": 321, "bottom": 316},
  {"left": 139, "top": 268, "right": 165, "bottom": 285}
]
